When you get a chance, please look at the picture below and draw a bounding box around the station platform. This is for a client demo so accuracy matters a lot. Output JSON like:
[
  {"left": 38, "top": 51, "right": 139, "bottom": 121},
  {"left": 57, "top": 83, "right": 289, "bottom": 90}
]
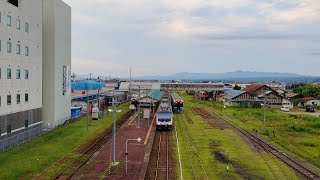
[{"left": 71, "top": 113, "right": 156, "bottom": 180}]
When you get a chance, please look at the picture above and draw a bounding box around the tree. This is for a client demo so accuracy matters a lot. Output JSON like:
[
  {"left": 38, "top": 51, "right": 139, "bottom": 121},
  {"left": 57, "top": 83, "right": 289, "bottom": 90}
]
[{"left": 233, "top": 84, "right": 241, "bottom": 90}]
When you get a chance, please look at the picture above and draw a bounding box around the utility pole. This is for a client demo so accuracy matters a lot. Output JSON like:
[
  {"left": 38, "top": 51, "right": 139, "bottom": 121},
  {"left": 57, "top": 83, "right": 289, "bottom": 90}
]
[
  {"left": 138, "top": 85, "right": 141, "bottom": 128},
  {"left": 113, "top": 95, "right": 117, "bottom": 164},
  {"left": 149, "top": 95, "right": 151, "bottom": 127},
  {"left": 129, "top": 66, "right": 132, "bottom": 100},
  {"left": 264, "top": 96, "right": 267, "bottom": 133},
  {"left": 72, "top": 72, "right": 76, "bottom": 82},
  {"left": 86, "top": 89, "right": 89, "bottom": 131}
]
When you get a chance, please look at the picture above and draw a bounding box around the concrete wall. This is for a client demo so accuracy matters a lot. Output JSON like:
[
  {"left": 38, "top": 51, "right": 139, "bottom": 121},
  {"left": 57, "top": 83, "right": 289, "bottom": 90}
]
[
  {"left": 0, "top": 0, "right": 43, "bottom": 136},
  {"left": 42, "top": 0, "right": 71, "bottom": 127},
  {"left": 282, "top": 98, "right": 293, "bottom": 109},
  {"left": 306, "top": 100, "right": 320, "bottom": 106}
]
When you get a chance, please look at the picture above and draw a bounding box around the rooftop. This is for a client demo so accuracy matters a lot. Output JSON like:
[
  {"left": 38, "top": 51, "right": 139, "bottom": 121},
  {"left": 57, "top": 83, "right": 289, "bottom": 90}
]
[
  {"left": 224, "top": 89, "right": 245, "bottom": 100},
  {"left": 243, "top": 84, "right": 265, "bottom": 93}
]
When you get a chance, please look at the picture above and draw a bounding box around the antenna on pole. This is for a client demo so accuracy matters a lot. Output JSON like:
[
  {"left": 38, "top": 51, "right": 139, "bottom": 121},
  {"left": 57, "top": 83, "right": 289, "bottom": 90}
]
[{"left": 129, "top": 66, "right": 132, "bottom": 99}]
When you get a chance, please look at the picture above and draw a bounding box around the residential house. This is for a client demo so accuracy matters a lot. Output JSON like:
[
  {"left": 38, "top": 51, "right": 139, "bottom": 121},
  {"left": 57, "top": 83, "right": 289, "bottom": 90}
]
[
  {"left": 287, "top": 93, "right": 304, "bottom": 99},
  {"left": 299, "top": 97, "right": 320, "bottom": 107},
  {"left": 258, "top": 91, "right": 293, "bottom": 108},
  {"left": 272, "top": 87, "right": 287, "bottom": 97},
  {"left": 244, "top": 84, "right": 293, "bottom": 108}
]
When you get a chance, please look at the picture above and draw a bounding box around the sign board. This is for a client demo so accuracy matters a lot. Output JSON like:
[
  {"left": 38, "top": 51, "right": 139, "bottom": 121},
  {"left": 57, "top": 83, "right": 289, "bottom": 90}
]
[
  {"left": 63, "top": 66, "right": 71, "bottom": 95},
  {"left": 143, "top": 109, "right": 151, "bottom": 119}
]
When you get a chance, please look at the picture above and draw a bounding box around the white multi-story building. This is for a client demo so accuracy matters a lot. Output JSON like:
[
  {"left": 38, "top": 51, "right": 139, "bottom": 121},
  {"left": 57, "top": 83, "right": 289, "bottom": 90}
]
[
  {"left": 0, "top": 0, "right": 71, "bottom": 144},
  {"left": 0, "top": 0, "right": 43, "bottom": 137},
  {"left": 42, "top": 0, "right": 71, "bottom": 128}
]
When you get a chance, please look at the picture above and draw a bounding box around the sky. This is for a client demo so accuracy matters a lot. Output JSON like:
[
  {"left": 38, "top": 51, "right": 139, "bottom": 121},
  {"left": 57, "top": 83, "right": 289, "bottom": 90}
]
[{"left": 62, "top": 0, "right": 320, "bottom": 77}]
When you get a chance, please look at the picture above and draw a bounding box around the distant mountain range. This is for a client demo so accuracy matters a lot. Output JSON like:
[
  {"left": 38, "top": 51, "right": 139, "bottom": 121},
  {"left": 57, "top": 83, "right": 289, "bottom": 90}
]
[{"left": 135, "top": 71, "right": 319, "bottom": 82}]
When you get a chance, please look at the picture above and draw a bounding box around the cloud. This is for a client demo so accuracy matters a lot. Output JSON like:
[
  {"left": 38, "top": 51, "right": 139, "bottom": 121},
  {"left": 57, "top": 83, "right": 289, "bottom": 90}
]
[{"left": 62, "top": 0, "right": 320, "bottom": 76}]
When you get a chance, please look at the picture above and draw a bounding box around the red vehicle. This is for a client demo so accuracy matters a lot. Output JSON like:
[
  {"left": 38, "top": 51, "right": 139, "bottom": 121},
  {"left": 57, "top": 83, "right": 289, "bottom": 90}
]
[{"left": 197, "top": 91, "right": 209, "bottom": 100}]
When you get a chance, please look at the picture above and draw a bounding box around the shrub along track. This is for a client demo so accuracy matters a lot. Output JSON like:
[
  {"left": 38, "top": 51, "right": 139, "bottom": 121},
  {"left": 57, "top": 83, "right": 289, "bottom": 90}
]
[
  {"left": 176, "top": 113, "right": 209, "bottom": 180},
  {"left": 145, "top": 131, "right": 175, "bottom": 180},
  {"left": 48, "top": 110, "right": 134, "bottom": 180},
  {"left": 193, "top": 107, "right": 320, "bottom": 180}
]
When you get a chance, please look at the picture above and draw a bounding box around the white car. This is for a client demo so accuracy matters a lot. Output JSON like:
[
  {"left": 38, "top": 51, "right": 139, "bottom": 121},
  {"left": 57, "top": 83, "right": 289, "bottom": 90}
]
[{"left": 281, "top": 106, "right": 290, "bottom": 112}]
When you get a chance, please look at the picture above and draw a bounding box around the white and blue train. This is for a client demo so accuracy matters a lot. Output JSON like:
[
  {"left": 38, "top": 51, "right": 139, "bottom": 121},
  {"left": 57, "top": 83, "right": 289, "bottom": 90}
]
[{"left": 156, "top": 95, "right": 173, "bottom": 130}]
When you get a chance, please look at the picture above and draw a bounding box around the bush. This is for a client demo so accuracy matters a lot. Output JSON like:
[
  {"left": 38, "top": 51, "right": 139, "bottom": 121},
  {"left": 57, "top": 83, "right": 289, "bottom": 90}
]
[
  {"left": 251, "top": 102, "right": 262, "bottom": 109},
  {"left": 300, "top": 141, "right": 317, "bottom": 147}
]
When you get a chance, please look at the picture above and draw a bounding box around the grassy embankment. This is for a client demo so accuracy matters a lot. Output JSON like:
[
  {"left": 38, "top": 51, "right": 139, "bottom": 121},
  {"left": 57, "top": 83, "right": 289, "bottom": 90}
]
[
  {"left": 197, "top": 98, "right": 320, "bottom": 171},
  {"left": 173, "top": 93, "right": 297, "bottom": 179},
  {"left": 0, "top": 103, "right": 130, "bottom": 180}
]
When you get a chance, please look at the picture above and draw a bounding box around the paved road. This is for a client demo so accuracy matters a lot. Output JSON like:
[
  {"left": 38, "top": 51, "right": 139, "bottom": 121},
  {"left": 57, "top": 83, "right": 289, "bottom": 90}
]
[{"left": 287, "top": 111, "right": 320, "bottom": 117}]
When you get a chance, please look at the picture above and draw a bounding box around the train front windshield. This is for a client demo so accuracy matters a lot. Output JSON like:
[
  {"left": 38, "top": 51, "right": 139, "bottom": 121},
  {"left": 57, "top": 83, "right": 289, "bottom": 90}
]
[{"left": 158, "top": 112, "right": 173, "bottom": 122}]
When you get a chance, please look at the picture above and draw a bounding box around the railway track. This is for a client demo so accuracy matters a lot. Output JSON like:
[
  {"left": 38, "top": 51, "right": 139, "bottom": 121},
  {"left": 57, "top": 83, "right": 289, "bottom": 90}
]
[
  {"left": 176, "top": 113, "right": 209, "bottom": 180},
  {"left": 53, "top": 110, "right": 134, "bottom": 180},
  {"left": 193, "top": 107, "right": 283, "bottom": 178},
  {"left": 195, "top": 107, "right": 320, "bottom": 180},
  {"left": 146, "top": 130, "right": 174, "bottom": 180},
  {"left": 155, "top": 131, "right": 170, "bottom": 180}
]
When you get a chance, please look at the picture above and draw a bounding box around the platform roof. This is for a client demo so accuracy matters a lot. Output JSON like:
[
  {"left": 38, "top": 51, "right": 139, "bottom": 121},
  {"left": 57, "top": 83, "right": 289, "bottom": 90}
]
[{"left": 148, "top": 90, "right": 163, "bottom": 101}]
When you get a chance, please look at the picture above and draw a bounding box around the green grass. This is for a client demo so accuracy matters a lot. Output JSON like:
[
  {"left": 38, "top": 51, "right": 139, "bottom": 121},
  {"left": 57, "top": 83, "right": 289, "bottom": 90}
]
[
  {"left": 173, "top": 93, "right": 297, "bottom": 179},
  {"left": 196, "top": 99, "right": 320, "bottom": 170},
  {"left": 0, "top": 103, "right": 130, "bottom": 180}
]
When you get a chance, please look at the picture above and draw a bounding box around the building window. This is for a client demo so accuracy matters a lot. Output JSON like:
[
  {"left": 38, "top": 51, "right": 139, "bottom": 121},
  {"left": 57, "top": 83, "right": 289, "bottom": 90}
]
[
  {"left": 7, "top": 95, "right": 11, "bottom": 105},
  {"left": 7, "top": 68, "right": 11, "bottom": 79},
  {"left": 25, "top": 46, "right": 29, "bottom": 56},
  {"left": 0, "top": 68, "right": 1, "bottom": 79},
  {"left": 7, "top": 15, "right": 11, "bottom": 27},
  {"left": 8, "top": 0, "right": 19, "bottom": 7},
  {"left": 7, "top": 42, "right": 11, "bottom": 53},
  {"left": 16, "top": 69, "right": 20, "bottom": 79},
  {"left": 25, "top": 22, "right": 29, "bottom": 33},
  {"left": 0, "top": 40, "right": 2, "bottom": 51},
  {"left": 17, "top": 94, "right": 20, "bottom": 104},
  {"left": 25, "top": 70, "right": 29, "bottom": 79},
  {"left": 25, "top": 93, "right": 29, "bottom": 102},
  {"left": 16, "top": 44, "right": 20, "bottom": 54},
  {"left": 0, "top": 96, "right": 1, "bottom": 107},
  {"left": 16, "top": 19, "right": 20, "bottom": 29}
]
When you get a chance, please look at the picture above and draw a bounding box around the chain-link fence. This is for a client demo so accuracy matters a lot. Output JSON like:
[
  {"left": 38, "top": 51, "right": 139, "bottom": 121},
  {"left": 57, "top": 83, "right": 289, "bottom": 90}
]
[
  {"left": 0, "top": 126, "right": 44, "bottom": 151},
  {"left": 0, "top": 115, "right": 79, "bottom": 152}
]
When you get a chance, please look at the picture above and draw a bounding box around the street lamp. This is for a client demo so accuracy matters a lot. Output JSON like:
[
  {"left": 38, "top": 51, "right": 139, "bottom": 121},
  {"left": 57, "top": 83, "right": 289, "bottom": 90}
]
[
  {"left": 108, "top": 96, "right": 122, "bottom": 166},
  {"left": 125, "top": 137, "right": 142, "bottom": 175},
  {"left": 262, "top": 95, "right": 268, "bottom": 134}
]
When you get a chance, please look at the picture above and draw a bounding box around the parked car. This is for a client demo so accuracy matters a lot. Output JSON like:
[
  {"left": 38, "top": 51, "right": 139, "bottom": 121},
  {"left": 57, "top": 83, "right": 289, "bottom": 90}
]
[
  {"left": 280, "top": 106, "right": 290, "bottom": 112},
  {"left": 306, "top": 107, "right": 315, "bottom": 112}
]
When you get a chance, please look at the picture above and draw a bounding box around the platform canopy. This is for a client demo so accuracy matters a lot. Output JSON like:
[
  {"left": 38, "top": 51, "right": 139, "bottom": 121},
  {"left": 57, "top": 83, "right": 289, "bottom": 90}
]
[
  {"left": 148, "top": 90, "right": 163, "bottom": 101},
  {"left": 71, "top": 81, "right": 105, "bottom": 91}
]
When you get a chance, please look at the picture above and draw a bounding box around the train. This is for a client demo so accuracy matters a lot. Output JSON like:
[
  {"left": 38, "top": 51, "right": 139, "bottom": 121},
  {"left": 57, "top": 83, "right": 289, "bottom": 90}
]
[
  {"left": 156, "top": 94, "right": 173, "bottom": 130},
  {"left": 171, "top": 93, "right": 184, "bottom": 113},
  {"left": 196, "top": 90, "right": 209, "bottom": 100}
]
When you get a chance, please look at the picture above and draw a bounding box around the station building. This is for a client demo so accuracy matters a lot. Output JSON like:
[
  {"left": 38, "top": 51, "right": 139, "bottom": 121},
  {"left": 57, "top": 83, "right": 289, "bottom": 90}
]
[{"left": 0, "top": 0, "right": 71, "bottom": 146}]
